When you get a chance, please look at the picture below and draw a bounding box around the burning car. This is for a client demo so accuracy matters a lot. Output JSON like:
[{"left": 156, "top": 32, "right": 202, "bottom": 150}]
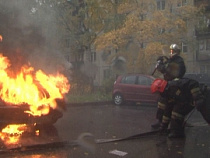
[
  {"left": 0, "top": 53, "right": 70, "bottom": 127},
  {"left": 0, "top": 99, "right": 65, "bottom": 126}
]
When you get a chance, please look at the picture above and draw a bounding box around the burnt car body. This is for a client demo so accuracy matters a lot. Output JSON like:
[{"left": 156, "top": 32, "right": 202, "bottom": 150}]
[
  {"left": 112, "top": 74, "right": 159, "bottom": 105},
  {"left": 0, "top": 99, "right": 65, "bottom": 126}
]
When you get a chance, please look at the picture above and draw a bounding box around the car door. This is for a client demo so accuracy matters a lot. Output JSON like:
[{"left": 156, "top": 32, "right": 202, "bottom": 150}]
[
  {"left": 135, "top": 75, "right": 158, "bottom": 103},
  {"left": 120, "top": 75, "right": 137, "bottom": 101}
]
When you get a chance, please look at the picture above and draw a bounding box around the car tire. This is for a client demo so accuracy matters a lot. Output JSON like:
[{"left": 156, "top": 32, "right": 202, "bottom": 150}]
[{"left": 113, "top": 93, "right": 124, "bottom": 105}]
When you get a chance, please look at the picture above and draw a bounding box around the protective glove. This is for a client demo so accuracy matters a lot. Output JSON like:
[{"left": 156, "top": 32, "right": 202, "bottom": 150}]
[{"left": 156, "top": 60, "right": 166, "bottom": 73}]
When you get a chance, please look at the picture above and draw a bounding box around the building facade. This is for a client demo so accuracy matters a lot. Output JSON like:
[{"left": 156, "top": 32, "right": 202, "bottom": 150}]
[
  {"left": 63, "top": 0, "right": 210, "bottom": 86},
  {"left": 194, "top": 0, "right": 210, "bottom": 74}
]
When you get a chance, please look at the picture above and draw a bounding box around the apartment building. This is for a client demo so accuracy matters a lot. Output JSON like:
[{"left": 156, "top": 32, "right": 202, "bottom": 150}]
[
  {"left": 63, "top": 0, "right": 210, "bottom": 86},
  {"left": 194, "top": 0, "right": 210, "bottom": 74},
  {"left": 156, "top": 0, "right": 210, "bottom": 74}
]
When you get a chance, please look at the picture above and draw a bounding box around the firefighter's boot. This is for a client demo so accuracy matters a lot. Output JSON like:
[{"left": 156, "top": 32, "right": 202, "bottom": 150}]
[
  {"left": 168, "top": 119, "right": 185, "bottom": 138},
  {"left": 151, "top": 108, "right": 164, "bottom": 129},
  {"left": 159, "top": 123, "right": 169, "bottom": 135},
  {"left": 151, "top": 121, "right": 161, "bottom": 129}
]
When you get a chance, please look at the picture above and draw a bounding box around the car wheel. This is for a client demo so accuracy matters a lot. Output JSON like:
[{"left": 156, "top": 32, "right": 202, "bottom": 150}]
[{"left": 113, "top": 93, "right": 124, "bottom": 105}]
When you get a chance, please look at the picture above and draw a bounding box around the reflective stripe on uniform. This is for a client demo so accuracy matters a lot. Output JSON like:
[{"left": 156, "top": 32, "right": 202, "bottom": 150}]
[
  {"left": 158, "top": 102, "right": 166, "bottom": 110},
  {"left": 162, "top": 115, "right": 170, "bottom": 124},
  {"left": 173, "top": 78, "right": 179, "bottom": 81},
  {"left": 168, "top": 99, "right": 175, "bottom": 103},
  {"left": 171, "top": 111, "right": 184, "bottom": 120},
  {"left": 191, "top": 87, "right": 200, "bottom": 94},
  {"left": 175, "top": 89, "right": 181, "bottom": 96}
]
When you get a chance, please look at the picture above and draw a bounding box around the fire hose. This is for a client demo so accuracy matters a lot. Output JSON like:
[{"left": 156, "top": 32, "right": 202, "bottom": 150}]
[
  {"left": 0, "top": 114, "right": 202, "bottom": 154},
  {"left": 0, "top": 129, "right": 161, "bottom": 154}
]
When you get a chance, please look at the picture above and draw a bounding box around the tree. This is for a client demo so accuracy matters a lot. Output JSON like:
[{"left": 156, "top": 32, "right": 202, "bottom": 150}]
[{"left": 94, "top": 0, "right": 203, "bottom": 75}]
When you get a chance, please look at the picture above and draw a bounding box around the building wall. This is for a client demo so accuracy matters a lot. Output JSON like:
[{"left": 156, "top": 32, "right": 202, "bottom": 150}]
[
  {"left": 64, "top": 0, "right": 210, "bottom": 86},
  {"left": 194, "top": 0, "right": 210, "bottom": 74}
]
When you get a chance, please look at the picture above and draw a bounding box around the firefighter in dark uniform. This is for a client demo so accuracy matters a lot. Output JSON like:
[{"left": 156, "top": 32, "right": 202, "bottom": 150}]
[
  {"left": 151, "top": 44, "right": 206, "bottom": 138},
  {"left": 151, "top": 44, "right": 186, "bottom": 137},
  {"left": 151, "top": 77, "right": 206, "bottom": 138}
]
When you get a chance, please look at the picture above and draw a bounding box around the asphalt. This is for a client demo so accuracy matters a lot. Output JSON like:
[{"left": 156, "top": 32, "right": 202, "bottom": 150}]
[
  {"left": 56, "top": 102, "right": 210, "bottom": 158},
  {"left": 0, "top": 102, "right": 209, "bottom": 158}
]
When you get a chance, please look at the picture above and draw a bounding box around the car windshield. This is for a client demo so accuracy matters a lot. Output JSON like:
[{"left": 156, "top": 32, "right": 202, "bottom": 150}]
[{"left": 0, "top": 0, "right": 209, "bottom": 158}]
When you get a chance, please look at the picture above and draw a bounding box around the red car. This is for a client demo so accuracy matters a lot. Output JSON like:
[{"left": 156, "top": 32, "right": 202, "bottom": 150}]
[{"left": 112, "top": 74, "right": 159, "bottom": 105}]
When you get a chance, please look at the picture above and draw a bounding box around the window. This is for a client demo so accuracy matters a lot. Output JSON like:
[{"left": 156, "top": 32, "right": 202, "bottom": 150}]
[
  {"left": 206, "top": 39, "right": 210, "bottom": 50},
  {"left": 200, "top": 65, "right": 210, "bottom": 74},
  {"left": 121, "top": 75, "right": 136, "bottom": 84},
  {"left": 159, "top": 28, "right": 165, "bottom": 34},
  {"left": 91, "top": 52, "right": 96, "bottom": 62},
  {"left": 139, "top": 14, "right": 146, "bottom": 21},
  {"left": 140, "top": 42, "right": 146, "bottom": 48},
  {"left": 137, "top": 76, "right": 147, "bottom": 85},
  {"left": 177, "top": 0, "right": 187, "bottom": 7},
  {"left": 137, "top": 76, "right": 153, "bottom": 86},
  {"left": 198, "top": 39, "right": 210, "bottom": 51},
  {"left": 157, "top": 0, "right": 165, "bottom": 10},
  {"left": 199, "top": 40, "right": 205, "bottom": 51},
  {"left": 181, "top": 42, "right": 188, "bottom": 53},
  {"left": 200, "top": 65, "right": 205, "bottom": 74}
]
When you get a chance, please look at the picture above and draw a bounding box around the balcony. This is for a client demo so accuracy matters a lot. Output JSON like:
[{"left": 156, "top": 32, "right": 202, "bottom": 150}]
[
  {"left": 195, "top": 26, "right": 210, "bottom": 38},
  {"left": 196, "top": 52, "right": 210, "bottom": 61}
]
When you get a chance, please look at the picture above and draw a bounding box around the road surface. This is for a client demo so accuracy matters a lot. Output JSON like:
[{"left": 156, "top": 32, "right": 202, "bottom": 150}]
[{"left": 0, "top": 103, "right": 209, "bottom": 158}]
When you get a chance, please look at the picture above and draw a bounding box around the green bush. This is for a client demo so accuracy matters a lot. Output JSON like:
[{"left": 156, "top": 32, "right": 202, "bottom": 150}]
[
  {"left": 66, "top": 91, "right": 112, "bottom": 103},
  {"left": 65, "top": 77, "right": 115, "bottom": 103},
  {"left": 99, "top": 77, "right": 115, "bottom": 94}
]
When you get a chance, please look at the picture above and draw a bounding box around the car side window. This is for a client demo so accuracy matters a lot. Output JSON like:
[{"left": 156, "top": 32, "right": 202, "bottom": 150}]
[
  {"left": 137, "top": 76, "right": 152, "bottom": 86},
  {"left": 147, "top": 78, "right": 154, "bottom": 85},
  {"left": 121, "top": 75, "right": 136, "bottom": 84}
]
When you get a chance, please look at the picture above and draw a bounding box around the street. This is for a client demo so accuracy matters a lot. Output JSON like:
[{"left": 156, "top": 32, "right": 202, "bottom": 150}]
[{"left": 0, "top": 103, "right": 209, "bottom": 158}]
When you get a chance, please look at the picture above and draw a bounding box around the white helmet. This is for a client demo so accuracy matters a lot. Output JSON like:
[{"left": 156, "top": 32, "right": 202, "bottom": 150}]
[{"left": 170, "top": 44, "right": 180, "bottom": 56}]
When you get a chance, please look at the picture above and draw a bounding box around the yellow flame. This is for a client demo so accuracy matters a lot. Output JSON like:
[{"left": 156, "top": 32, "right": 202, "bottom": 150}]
[
  {"left": 0, "top": 124, "right": 26, "bottom": 144},
  {"left": 0, "top": 54, "right": 70, "bottom": 116}
]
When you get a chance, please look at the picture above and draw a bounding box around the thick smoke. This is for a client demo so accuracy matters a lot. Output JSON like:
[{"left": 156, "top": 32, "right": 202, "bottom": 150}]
[{"left": 0, "top": 0, "right": 71, "bottom": 77}]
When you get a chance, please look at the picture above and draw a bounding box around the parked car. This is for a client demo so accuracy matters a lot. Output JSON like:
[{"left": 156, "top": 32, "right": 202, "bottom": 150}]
[
  {"left": 112, "top": 74, "right": 159, "bottom": 105},
  {"left": 184, "top": 73, "right": 210, "bottom": 87}
]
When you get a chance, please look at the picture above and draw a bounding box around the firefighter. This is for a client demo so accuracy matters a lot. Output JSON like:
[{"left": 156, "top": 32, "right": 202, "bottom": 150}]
[
  {"left": 151, "top": 78, "right": 205, "bottom": 138},
  {"left": 151, "top": 44, "right": 186, "bottom": 137},
  {"left": 156, "top": 44, "right": 186, "bottom": 80}
]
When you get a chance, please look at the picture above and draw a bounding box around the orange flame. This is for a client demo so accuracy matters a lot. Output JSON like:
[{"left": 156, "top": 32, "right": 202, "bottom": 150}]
[
  {"left": 0, "top": 54, "right": 70, "bottom": 116},
  {"left": 0, "top": 35, "right": 2, "bottom": 42},
  {"left": 0, "top": 124, "right": 26, "bottom": 144}
]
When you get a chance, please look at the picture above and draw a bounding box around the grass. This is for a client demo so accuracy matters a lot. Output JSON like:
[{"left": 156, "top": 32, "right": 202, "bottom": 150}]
[{"left": 65, "top": 91, "right": 112, "bottom": 104}]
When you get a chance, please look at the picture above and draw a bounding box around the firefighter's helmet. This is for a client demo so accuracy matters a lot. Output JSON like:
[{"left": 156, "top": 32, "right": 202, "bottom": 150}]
[
  {"left": 170, "top": 44, "right": 181, "bottom": 57},
  {"left": 151, "top": 78, "right": 168, "bottom": 93}
]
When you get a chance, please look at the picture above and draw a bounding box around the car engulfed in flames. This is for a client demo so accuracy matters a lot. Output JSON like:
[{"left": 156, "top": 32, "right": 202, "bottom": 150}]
[
  {"left": 0, "top": 99, "right": 65, "bottom": 126},
  {"left": 0, "top": 52, "right": 70, "bottom": 127},
  {"left": 0, "top": 35, "right": 71, "bottom": 147}
]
